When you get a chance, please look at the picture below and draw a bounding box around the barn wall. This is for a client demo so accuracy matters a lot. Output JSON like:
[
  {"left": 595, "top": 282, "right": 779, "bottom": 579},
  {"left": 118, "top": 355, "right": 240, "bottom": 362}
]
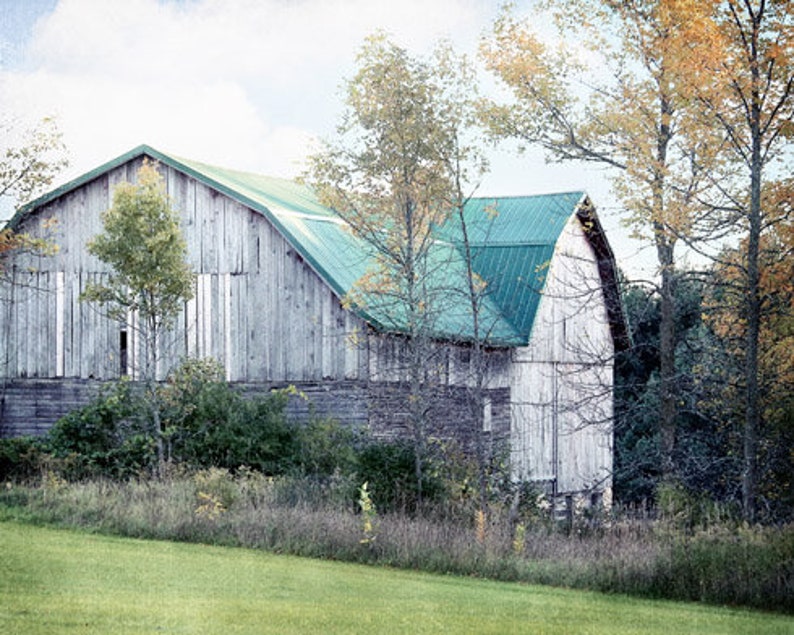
[
  {"left": 366, "top": 332, "right": 511, "bottom": 389},
  {"left": 0, "top": 378, "right": 104, "bottom": 437},
  {"left": 367, "top": 383, "right": 511, "bottom": 451},
  {"left": 0, "top": 377, "right": 508, "bottom": 459},
  {"left": 0, "top": 159, "right": 368, "bottom": 384},
  {"left": 509, "top": 215, "right": 614, "bottom": 495}
]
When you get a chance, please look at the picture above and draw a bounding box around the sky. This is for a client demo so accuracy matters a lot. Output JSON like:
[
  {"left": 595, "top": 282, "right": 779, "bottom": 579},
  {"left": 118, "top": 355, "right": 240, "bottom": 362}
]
[{"left": 0, "top": 0, "right": 659, "bottom": 278}]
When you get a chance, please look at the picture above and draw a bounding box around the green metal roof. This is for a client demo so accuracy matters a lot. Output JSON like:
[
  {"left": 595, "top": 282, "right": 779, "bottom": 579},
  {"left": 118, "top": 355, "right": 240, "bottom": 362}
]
[
  {"left": 10, "top": 145, "right": 608, "bottom": 348},
  {"left": 434, "top": 192, "right": 587, "bottom": 340},
  {"left": 443, "top": 193, "right": 585, "bottom": 245}
]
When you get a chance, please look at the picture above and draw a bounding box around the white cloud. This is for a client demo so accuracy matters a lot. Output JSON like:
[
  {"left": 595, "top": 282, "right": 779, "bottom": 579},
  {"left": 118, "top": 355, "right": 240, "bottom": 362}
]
[
  {"left": 0, "top": 0, "right": 657, "bottom": 277},
  {"left": 4, "top": 0, "right": 491, "bottom": 183},
  {"left": 26, "top": 0, "right": 486, "bottom": 84},
  {"left": 2, "top": 67, "right": 276, "bottom": 177}
]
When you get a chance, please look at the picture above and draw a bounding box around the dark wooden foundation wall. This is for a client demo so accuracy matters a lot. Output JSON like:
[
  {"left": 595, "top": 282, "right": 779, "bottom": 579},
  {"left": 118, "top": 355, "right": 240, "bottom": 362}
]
[
  {"left": 1, "top": 378, "right": 510, "bottom": 457},
  {"left": 0, "top": 378, "right": 104, "bottom": 438}
]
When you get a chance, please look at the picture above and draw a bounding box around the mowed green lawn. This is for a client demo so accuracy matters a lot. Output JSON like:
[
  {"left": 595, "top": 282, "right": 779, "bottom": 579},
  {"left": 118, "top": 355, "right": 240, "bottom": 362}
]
[{"left": 0, "top": 522, "right": 790, "bottom": 634}]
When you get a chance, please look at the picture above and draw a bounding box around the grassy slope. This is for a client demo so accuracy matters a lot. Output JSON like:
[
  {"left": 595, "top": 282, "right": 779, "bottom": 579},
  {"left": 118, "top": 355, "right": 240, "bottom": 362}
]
[{"left": 1, "top": 521, "right": 791, "bottom": 635}]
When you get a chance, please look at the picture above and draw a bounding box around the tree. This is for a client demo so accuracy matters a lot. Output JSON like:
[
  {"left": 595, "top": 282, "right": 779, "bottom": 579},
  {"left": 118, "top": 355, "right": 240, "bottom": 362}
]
[
  {"left": 481, "top": 1, "right": 725, "bottom": 484},
  {"left": 704, "top": 188, "right": 794, "bottom": 519},
  {"left": 81, "top": 160, "right": 195, "bottom": 465},
  {"left": 307, "top": 34, "right": 490, "bottom": 506},
  {"left": 0, "top": 117, "right": 68, "bottom": 210},
  {"left": 0, "top": 117, "right": 68, "bottom": 273},
  {"left": 670, "top": 0, "right": 793, "bottom": 522}
]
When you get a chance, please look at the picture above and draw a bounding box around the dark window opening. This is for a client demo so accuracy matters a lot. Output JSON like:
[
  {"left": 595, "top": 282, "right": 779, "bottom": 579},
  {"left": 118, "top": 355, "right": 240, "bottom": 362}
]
[{"left": 120, "top": 330, "right": 128, "bottom": 376}]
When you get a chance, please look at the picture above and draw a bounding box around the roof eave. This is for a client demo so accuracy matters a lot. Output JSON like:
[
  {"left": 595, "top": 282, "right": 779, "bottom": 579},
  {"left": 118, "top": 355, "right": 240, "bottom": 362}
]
[
  {"left": 575, "top": 197, "right": 631, "bottom": 351},
  {"left": 6, "top": 144, "right": 161, "bottom": 231}
]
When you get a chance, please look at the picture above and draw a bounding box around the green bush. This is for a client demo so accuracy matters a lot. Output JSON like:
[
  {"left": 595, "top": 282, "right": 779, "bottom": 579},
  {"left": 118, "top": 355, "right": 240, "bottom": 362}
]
[
  {"left": 357, "top": 439, "right": 446, "bottom": 513},
  {"left": 199, "top": 391, "right": 298, "bottom": 474},
  {"left": 160, "top": 358, "right": 238, "bottom": 465},
  {"left": 657, "top": 481, "right": 739, "bottom": 531},
  {"left": 44, "top": 359, "right": 305, "bottom": 478},
  {"left": 0, "top": 436, "right": 47, "bottom": 482},
  {"left": 296, "top": 416, "right": 363, "bottom": 478},
  {"left": 160, "top": 360, "right": 300, "bottom": 474},
  {"left": 47, "top": 379, "right": 155, "bottom": 479}
]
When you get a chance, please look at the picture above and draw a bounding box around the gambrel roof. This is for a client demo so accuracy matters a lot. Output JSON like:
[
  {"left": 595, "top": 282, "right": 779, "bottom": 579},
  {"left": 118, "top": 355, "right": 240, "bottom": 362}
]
[{"left": 9, "top": 145, "right": 627, "bottom": 349}]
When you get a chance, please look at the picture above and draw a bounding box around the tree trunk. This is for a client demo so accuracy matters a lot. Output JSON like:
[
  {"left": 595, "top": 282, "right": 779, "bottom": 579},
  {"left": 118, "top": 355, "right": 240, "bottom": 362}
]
[
  {"left": 145, "top": 310, "right": 165, "bottom": 469},
  {"left": 654, "top": 87, "right": 678, "bottom": 484},
  {"left": 742, "top": 82, "right": 761, "bottom": 521},
  {"left": 657, "top": 238, "right": 677, "bottom": 482},
  {"left": 456, "top": 204, "right": 490, "bottom": 514},
  {"left": 742, "top": 13, "right": 764, "bottom": 522},
  {"left": 404, "top": 199, "right": 426, "bottom": 507},
  {"left": 743, "top": 186, "right": 761, "bottom": 523}
]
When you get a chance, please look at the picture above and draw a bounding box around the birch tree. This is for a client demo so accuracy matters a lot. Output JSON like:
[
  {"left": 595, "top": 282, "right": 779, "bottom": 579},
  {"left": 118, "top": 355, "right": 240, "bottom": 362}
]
[
  {"left": 307, "top": 34, "right": 489, "bottom": 506},
  {"left": 81, "top": 160, "right": 195, "bottom": 465}
]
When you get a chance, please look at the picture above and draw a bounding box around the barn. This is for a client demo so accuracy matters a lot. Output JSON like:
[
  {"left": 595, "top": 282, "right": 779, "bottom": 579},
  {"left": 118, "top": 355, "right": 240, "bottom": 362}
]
[{"left": 0, "top": 145, "right": 627, "bottom": 500}]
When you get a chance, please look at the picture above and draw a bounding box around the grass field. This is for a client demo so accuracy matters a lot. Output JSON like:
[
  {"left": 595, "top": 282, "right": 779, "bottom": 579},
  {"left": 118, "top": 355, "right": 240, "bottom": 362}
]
[{"left": 1, "top": 521, "right": 791, "bottom": 634}]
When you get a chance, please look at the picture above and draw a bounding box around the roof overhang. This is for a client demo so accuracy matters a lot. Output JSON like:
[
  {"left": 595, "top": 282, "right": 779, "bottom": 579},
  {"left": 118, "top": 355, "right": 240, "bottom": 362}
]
[{"left": 576, "top": 197, "right": 631, "bottom": 351}]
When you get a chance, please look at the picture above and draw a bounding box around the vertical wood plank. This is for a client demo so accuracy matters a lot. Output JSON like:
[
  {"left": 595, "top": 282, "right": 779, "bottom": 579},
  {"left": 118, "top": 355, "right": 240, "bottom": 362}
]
[
  {"left": 222, "top": 272, "right": 231, "bottom": 381},
  {"left": 55, "top": 271, "right": 64, "bottom": 377}
]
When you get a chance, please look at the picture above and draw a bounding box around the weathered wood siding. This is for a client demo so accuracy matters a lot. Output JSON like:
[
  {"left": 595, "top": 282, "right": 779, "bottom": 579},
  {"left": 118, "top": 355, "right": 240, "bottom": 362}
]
[
  {"left": 509, "top": 215, "right": 614, "bottom": 495},
  {"left": 366, "top": 332, "right": 511, "bottom": 388},
  {"left": 367, "top": 383, "right": 511, "bottom": 451},
  {"left": 0, "top": 158, "right": 510, "bottom": 453},
  {"left": 1, "top": 158, "right": 368, "bottom": 383},
  {"left": 0, "top": 378, "right": 104, "bottom": 437}
]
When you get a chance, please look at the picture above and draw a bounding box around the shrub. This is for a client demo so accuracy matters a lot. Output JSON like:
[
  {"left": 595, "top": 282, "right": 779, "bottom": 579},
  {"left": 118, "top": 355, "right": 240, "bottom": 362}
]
[
  {"left": 296, "top": 416, "right": 363, "bottom": 478},
  {"left": 44, "top": 359, "right": 307, "bottom": 479},
  {"left": 357, "top": 439, "right": 446, "bottom": 513},
  {"left": 0, "top": 436, "right": 47, "bottom": 482},
  {"left": 204, "top": 391, "right": 298, "bottom": 474},
  {"left": 657, "top": 481, "right": 739, "bottom": 531},
  {"left": 47, "top": 379, "right": 155, "bottom": 479},
  {"left": 160, "top": 358, "right": 239, "bottom": 465},
  {"left": 160, "top": 360, "right": 299, "bottom": 474}
]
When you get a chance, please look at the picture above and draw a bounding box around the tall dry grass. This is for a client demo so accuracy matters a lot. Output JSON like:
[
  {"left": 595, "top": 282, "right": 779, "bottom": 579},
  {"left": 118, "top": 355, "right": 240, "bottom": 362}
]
[{"left": 0, "top": 470, "right": 791, "bottom": 613}]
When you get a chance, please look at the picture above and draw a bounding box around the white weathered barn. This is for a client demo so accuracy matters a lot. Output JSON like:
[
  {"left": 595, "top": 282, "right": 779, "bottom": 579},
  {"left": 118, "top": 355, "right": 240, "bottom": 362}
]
[{"left": 0, "top": 145, "right": 627, "bottom": 498}]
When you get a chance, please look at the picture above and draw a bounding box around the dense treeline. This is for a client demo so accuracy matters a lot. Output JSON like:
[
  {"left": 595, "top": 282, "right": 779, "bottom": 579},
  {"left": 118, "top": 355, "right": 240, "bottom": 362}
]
[
  {"left": 482, "top": 0, "right": 793, "bottom": 523},
  {"left": 616, "top": 267, "right": 793, "bottom": 523}
]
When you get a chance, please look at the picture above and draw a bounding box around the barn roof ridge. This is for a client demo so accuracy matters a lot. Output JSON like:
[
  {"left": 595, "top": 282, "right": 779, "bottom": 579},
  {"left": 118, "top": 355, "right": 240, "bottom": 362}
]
[{"left": 8, "top": 144, "right": 626, "bottom": 348}]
